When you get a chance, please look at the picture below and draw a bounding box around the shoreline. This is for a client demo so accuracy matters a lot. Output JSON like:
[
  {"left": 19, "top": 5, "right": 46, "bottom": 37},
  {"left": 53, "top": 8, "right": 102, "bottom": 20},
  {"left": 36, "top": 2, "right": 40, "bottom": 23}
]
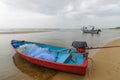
[
  {"left": 89, "top": 37, "right": 120, "bottom": 58},
  {"left": 0, "top": 30, "right": 54, "bottom": 34},
  {"left": 91, "top": 39, "right": 120, "bottom": 80}
]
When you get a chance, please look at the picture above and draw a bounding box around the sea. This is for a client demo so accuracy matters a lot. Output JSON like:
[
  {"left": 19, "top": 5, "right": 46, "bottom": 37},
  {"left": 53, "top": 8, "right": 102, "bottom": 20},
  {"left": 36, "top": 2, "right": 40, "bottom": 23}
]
[{"left": 0, "top": 28, "right": 120, "bottom": 80}]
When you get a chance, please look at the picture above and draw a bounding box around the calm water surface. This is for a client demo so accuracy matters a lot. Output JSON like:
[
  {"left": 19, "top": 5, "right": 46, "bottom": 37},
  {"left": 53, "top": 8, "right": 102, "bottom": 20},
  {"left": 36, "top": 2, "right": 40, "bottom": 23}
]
[{"left": 0, "top": 29, "right": 120, "bottom": 80}]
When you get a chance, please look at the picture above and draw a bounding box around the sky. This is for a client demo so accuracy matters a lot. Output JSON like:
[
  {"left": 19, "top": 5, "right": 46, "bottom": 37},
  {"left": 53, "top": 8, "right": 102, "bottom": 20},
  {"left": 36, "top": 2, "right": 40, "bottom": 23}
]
[{"left": 0, "top": 0, "right": 120, "bottom": 29}]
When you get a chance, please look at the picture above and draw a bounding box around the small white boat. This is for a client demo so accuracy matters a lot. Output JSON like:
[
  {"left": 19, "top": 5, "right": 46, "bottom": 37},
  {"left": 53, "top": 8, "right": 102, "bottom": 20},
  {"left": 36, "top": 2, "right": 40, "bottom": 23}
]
[{"left": 82, "top": 26, "right": 101, "bottom": 34}]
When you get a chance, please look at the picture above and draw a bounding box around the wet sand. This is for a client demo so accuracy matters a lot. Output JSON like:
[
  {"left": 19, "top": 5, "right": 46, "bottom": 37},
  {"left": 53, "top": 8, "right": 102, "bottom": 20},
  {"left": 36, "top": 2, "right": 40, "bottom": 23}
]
[
  {"left": 0, "top": 29, "right": 53, "bottom": 34},
  {"left": 0, "top": 30, "right": 120, "bottom": 80},
  {"left": 50, "top": 39, "right": 120, "bottom": 80},
  {"left": 91, "top": 39, "right": 120, "bottom": 80}
]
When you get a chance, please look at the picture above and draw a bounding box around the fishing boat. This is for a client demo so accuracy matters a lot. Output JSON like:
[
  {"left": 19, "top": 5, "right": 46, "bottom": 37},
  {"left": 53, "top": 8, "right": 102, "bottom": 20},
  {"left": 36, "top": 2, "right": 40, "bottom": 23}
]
[
  {"left": 82, "top": 26, "right": 101, "bottom": 34},
  {"left": 82, "top": 29, "right": 101, "bottom": 34},
  {"left": 11, "top": 40, "right": 89, "bottom": 75}
]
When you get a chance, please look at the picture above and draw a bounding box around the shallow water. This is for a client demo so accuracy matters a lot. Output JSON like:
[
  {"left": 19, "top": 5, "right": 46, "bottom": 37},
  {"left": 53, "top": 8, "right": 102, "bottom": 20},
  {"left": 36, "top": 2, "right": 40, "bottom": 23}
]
[{"left": 0, "top": 29, "right": 120, "bottom": 80}]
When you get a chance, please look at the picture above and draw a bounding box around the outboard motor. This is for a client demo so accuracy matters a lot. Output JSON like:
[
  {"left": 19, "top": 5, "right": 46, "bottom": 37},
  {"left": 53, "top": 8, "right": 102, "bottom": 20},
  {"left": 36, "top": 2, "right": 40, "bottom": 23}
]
[{"left": 72, "top": 41, "right": 88, "bottom": 53}]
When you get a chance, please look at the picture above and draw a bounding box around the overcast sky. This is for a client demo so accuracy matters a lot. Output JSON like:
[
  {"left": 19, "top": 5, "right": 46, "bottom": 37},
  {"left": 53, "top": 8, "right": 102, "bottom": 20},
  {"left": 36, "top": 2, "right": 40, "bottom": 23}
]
[{"left": 0, "top": 0, "right": 120, "bottom": 29}]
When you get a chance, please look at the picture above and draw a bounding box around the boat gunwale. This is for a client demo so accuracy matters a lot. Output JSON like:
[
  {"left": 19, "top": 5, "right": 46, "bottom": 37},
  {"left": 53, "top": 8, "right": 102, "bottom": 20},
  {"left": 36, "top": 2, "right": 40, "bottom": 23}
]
[{"left": 13, "top": 48, "right": 88, "bottom": 68}]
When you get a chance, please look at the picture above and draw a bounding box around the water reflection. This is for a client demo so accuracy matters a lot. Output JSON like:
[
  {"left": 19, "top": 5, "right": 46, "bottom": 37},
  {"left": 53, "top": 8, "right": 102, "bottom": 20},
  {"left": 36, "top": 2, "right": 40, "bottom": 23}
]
[{"left": 12, "top": 53, "right": 57, "bottom": 80}]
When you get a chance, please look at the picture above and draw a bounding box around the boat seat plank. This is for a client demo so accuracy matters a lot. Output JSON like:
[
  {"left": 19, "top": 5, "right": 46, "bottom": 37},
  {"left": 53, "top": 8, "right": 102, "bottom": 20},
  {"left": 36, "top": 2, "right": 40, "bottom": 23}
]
[
  {"left": 56, "top": 53, "right": 71, "bottom": 63},
  {"left": 68, "top": 53, "right": 84, "bottom": 64}
]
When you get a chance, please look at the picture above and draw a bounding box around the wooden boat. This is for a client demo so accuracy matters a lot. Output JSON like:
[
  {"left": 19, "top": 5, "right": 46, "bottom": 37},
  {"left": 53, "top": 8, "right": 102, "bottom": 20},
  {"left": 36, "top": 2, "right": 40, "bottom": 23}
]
[{"left": 11, "top": 40, "right": 89, "bottom": 75}]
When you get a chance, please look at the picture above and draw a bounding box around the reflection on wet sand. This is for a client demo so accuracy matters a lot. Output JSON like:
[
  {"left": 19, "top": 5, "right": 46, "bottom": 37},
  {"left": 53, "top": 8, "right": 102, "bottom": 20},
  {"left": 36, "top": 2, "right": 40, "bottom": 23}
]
[
  {"left": 12, "top": 53, "right": 94, "bottom": 80},
  {"left": 13, "top": 53, "right": 58, "bottom": 80}
]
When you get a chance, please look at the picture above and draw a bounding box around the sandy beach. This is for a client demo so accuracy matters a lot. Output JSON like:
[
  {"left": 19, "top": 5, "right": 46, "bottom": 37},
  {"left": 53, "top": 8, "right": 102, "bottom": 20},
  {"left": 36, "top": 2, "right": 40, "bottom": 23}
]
[
  {"left": 0, "top": 29, "right": 120, "bottom": 80},
  {"left": 91, "top": 39, "right": 120, "bottom": 80},
  {"left": 48, "top": 39, "right": 120, "bottom": 80},
  {"left": 0, "top": 29, "right": 54, "bottom": 34}
]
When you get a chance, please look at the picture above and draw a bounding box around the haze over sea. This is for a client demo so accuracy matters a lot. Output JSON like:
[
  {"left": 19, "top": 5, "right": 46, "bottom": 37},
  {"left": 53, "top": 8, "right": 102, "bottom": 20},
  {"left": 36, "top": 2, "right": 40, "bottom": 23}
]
[{"left": 0, "top": 28, "right": 120, "bottom": 80}]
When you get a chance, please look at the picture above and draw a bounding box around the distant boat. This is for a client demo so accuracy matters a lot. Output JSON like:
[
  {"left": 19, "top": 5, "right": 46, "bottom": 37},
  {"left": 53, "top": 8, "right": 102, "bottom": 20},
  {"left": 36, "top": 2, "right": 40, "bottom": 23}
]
[
  {"left": 82, "top": 26, "right": 101, "bottom": 34},
  {"left": 11, "top": 40, "right": 89, "bottom": 75}
]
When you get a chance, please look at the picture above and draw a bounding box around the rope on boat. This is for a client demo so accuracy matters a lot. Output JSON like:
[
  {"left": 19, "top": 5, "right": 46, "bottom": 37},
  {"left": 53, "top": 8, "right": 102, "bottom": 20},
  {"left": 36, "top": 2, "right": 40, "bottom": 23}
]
[{"left": 88, "top": 45, "right": 120, "bottom": 49}]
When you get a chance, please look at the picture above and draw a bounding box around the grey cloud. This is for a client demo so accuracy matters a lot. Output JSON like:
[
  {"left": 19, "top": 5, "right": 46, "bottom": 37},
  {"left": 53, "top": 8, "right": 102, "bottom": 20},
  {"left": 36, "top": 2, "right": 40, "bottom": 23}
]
[
  {"left": 2, "top": 0, "right": 74, "bottom": 14},
  {"left": 0, "top": 0, "right": 120, "bottom": 28},
  {"left": 2, "top": 0, "right": 120, "bottom": 16},
  {"left": 67, "top": 0, "right": 120, "bottom": 18}
]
